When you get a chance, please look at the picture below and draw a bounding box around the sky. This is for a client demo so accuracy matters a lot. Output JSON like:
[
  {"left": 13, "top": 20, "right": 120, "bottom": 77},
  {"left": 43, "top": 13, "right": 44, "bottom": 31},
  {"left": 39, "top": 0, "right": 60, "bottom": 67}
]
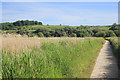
[
  {"left": 1, "top": 0, "right": 120, "bottom": 2},
  {"left": 1, "top": 2, "right": 118, "bottom": 26}
]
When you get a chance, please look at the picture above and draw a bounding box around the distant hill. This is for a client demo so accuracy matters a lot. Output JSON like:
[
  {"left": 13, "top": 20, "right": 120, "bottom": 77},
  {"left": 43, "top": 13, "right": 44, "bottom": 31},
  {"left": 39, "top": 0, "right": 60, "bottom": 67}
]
[{"left": 1, "top": 20, "right": 119, "bottom": 38}]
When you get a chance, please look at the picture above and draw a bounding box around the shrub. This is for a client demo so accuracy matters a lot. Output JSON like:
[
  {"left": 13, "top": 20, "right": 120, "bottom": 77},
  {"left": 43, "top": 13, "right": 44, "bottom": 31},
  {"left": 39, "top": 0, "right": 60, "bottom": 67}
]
[
  {"left": 37, "top": 32, "right": 44, "bottom": 37},
  {"left": 28, "top": 32, "right": 35, "bottom": 37},
  {"left": 95, "top": 31, "right": 106, "bottom": 37},
  {"left": 114, "top": 30, "right": 118, "bottom": 37},
  {"left": 70, "top": 33, "right": 77, "bottom": 37},
  {"left": 105, "top": 30, "right": 116, "bottom": 37}
]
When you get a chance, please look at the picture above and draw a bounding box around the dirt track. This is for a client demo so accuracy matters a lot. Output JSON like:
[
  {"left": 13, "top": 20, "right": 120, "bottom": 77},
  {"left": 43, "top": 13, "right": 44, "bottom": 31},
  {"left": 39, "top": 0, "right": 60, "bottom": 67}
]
[{"left": 90, "top": 40, "right": 118, "bottom": 78}]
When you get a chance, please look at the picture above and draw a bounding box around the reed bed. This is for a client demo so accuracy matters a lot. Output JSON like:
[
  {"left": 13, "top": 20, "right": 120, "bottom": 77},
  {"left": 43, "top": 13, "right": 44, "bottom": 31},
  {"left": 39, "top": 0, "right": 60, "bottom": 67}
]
[{"left": 1, "top": 34, "right": 105, "bottom": 78}]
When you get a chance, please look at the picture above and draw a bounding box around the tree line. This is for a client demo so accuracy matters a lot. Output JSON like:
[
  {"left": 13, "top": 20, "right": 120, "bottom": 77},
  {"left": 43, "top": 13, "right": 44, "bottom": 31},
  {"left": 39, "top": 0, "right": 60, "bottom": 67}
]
[
  {"left": 1, "top": 20, "right": 119, "bottom": 37},
  {"left": 1, "top": 20, "right": 43, "bottom": 30},
  {"left": 32, "top": 26, "right": 118, "bottom": 37}
]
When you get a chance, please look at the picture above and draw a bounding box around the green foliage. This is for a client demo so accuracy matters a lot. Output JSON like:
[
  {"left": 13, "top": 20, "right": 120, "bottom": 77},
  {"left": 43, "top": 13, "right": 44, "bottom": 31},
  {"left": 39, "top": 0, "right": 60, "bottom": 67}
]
[
  {"left": 109, "top": 23, "right": 119, "bottom": 31},
  {"left": 1, "top": 20, "right": 119, "bottom": 38},
  {"left": 95, "top": 31, "right": 106, "bottom": 37},
  {"left": 114, "top": 30, "right": 118, "bottom": 37},
  {"left": 2, "top": 20, "right": 43, "bottom": 30},
  {"left": 28, "top": 32, "right": 35, "bottom": 37},
  {"left": 37, "top": 32, "right": 44, "bottom": 37},
  {"left": 70, "top": 33, "right": 77, "bottom": 37},
  {"left": 95, "top": 30, "right": 116, "bottom": 37},
  {"left": 2, "top": 38, "right": 105, "bottom": 78},
  {"left": 75, "top": 30, "right": 90, "bottom": 37},
  {"left": 17, "top": 29, "right": 29, "bottom": 35},
  {"left": 92, "top": 29, "right": 102, "bottom": 34},
  {"left": 105, "top": 30, "right": 116, "bottom": 37}
]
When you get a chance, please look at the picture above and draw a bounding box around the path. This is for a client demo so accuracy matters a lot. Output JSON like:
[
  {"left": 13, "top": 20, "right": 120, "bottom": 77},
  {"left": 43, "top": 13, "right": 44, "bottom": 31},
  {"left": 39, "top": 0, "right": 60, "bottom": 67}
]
[{"left": 90, "top": 40, "right": 118, "bottom": 78}]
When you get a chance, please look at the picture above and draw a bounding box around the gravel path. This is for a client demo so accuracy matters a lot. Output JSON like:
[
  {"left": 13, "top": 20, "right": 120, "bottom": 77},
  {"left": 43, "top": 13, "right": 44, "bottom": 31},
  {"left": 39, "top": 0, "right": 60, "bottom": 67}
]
[{"left": 90, "top": 40, "right": 118, "bottom": 78}]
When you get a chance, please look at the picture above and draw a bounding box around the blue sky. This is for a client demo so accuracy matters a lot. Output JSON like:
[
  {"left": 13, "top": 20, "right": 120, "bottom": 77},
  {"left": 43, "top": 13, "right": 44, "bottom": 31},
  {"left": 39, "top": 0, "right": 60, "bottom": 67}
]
[
  {"left": 1, "top": 2, "right": 118, "bottom": 26},
  {"left": 1, "top": 0, "right": 119, "bottom": 2}
]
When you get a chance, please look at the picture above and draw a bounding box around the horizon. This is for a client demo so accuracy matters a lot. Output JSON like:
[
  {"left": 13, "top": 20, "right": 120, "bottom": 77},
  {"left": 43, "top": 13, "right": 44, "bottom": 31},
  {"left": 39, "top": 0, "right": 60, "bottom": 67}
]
[
  {"left": 0, "top": 20, "right": 116, "bottom": 26},
  {"left": 1, "top": 2, "right": 118, "bottom": 26}
]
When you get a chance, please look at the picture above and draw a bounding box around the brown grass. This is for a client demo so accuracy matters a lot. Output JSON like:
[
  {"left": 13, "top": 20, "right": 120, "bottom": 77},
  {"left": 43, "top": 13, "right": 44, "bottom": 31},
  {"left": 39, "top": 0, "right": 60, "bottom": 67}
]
[{"left": 2, "top": 34, "right": 85, "bottom": 54}]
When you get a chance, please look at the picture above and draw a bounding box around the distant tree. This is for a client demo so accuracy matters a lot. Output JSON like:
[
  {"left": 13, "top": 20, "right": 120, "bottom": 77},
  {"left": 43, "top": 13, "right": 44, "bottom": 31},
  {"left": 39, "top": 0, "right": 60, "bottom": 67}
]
[
  {"left": 109, "top": 25, "right": 118, "bottom": 31},
  {"left": 105, "top": 30, "right": 116, "bottom": 37},
  {"left": 70, "top": 33, "right": 77, "bottom": 37},
  {"left": 38, "top": 22, "right": 42, "bottom": 25},
  {"left": 37, "top": 32, "right": 44, "bottom": 37},
  {"left": 34, "top": 21, "right": 38, "bottom": 25},
  {"left": 114, "top": 30, "right": 118, "bottom": 37},
  {"left": 113, "top": 23, "right": 117, "bottom": 26},
  {"left": 62, "top": 32, "right": 67, "bottom": 37},
  {"left": 76, "top": 30, "right": 90, "bottom": 37},
  {"left": 92, "top": 29, "right": 101, "bottom": 34},
  {"left": 87, "top": 30, "right": 94, "bottom": 36},
  {"left": 95, "top": 31, "right": 106, "bottom": 37},
  {"left": 28, "top": 32, "right": 35, "bottom": 37}
]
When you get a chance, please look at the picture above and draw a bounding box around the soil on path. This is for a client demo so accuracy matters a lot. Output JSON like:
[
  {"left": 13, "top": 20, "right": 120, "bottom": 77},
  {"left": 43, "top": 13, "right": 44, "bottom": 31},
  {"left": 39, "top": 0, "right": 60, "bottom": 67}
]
[{"left": 90, "top": 40, "right": 118, "bottom": 78}]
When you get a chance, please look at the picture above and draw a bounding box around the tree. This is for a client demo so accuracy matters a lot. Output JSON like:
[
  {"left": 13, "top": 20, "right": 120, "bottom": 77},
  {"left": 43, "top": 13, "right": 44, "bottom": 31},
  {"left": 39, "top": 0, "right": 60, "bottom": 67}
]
[
  {"left": 114, "top": 30, "right": 118, "bottom": 37},
  {"left": 70, "top": 33, "right": 77, "bottom": 37},
  {"left": 95, "top": 31, "right": 106, "bottom": 37},
  {"left": 109, "top": 23, "right": 118, "bottom": 31},
  {"left": 76, "top": 30, "right": 90, "bottom": 37},
  {"left": 62, "top": 32, "right": 67, "bottom": 37},
  {"left": 38, "top": 22, "right": 42, "bottom": 25},
  {"left": 105, "top": 30, "right": 116, "bottom": 37},
  {"left": 28, "top": 32, "right": 35, "bottom": 37},
  {"left": 37, "top": 32, "right": 44, "bottom": 37},
  {"left": 92, "top": 29, "right": 102, "bottom": 34}
]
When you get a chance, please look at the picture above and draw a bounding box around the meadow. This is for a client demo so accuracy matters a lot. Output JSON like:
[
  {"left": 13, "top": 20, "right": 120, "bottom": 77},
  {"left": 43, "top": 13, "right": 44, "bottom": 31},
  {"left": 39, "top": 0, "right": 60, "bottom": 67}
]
[{"left": 1, "top": 34, "right": 105, "bottom": 78}]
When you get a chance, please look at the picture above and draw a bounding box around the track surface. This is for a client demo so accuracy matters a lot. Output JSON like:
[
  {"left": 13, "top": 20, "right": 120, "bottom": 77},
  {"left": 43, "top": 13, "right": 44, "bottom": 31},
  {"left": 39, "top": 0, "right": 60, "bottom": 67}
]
[{"left": 91, "top": 40, "right": 118, "bottom": 78}]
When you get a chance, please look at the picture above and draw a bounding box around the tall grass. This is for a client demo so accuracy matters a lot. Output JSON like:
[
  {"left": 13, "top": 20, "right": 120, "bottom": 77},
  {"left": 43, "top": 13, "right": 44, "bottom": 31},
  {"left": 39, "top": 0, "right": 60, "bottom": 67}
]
[{"left": 2, "top": 36, "right": 105, "bottom": 78}]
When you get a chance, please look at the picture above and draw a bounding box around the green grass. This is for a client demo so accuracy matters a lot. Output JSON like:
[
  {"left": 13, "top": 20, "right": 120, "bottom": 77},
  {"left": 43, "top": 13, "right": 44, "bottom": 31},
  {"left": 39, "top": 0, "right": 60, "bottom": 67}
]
[{"left": 2, "top": 37, "right": 105, "bottom": 78}]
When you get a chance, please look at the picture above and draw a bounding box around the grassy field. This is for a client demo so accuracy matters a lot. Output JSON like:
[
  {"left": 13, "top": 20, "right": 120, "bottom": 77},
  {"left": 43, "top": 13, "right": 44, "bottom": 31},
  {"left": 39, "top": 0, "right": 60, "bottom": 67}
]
[
  {"left": 2, "top": 34, "right": 105, "bottom": 78},
  {"left": 106, "top": 37, "right": 120, "bottom": 68}
]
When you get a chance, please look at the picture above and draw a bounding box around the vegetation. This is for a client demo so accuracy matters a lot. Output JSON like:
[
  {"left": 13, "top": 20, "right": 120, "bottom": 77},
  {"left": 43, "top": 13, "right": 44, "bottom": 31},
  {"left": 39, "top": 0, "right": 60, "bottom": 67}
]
[
  {"left": 1, "top": 20, "right": 42, "bottom": 30},
  {"left": 1, "top": 20, "right": 119, "bottom": 38},
  {"left": 2, "top": 35, "right": 105, "bottom": 78},
  {"left": 1, "top": 20, "right": 119, "bottom": 78},
  {"left": 106, "top": 37, "right": 120, "bottom": 68}
]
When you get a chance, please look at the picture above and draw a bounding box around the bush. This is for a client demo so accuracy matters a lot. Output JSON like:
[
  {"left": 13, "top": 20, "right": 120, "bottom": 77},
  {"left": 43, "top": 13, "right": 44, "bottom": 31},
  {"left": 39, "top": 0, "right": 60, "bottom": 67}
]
[
  {"left": 109, "top": 24, "right": 118, "bottom": 30},
  {"left": 95, "top": 31, "right": 106, "bottom": 37},
  {"left": 105, "top": 30, "right": 116, "bottom": 37},
  {"left": 37, "top": 32, "right": 44, "bottom": 37},
  {"left": 28, "top": 32, "right": 35, "bottom": 37},
  {"left": 76, "top": 30, "right": 90, "bottom": 37},
  {"left": 114, "top": 30, "right": 118, "bottom": 37},
  {"left": 70, "top": 33, "right": 77, "bottom": 37}
]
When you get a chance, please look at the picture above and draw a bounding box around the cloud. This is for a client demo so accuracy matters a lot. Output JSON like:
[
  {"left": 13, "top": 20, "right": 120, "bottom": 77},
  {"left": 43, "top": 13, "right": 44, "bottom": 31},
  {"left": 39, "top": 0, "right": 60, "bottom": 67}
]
[{"left": 2, "top": 2, "right": 117, "bottom": 25}]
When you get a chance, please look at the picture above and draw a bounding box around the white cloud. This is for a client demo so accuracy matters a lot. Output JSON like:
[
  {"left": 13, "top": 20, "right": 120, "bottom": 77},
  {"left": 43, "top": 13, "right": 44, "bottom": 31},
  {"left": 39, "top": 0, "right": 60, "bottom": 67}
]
[
  {"left": 2, "top": 6, "right": 117, "bottom": 25},
  {"left": 2, "top": 2, "right": 117, "bottom": 25}
]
